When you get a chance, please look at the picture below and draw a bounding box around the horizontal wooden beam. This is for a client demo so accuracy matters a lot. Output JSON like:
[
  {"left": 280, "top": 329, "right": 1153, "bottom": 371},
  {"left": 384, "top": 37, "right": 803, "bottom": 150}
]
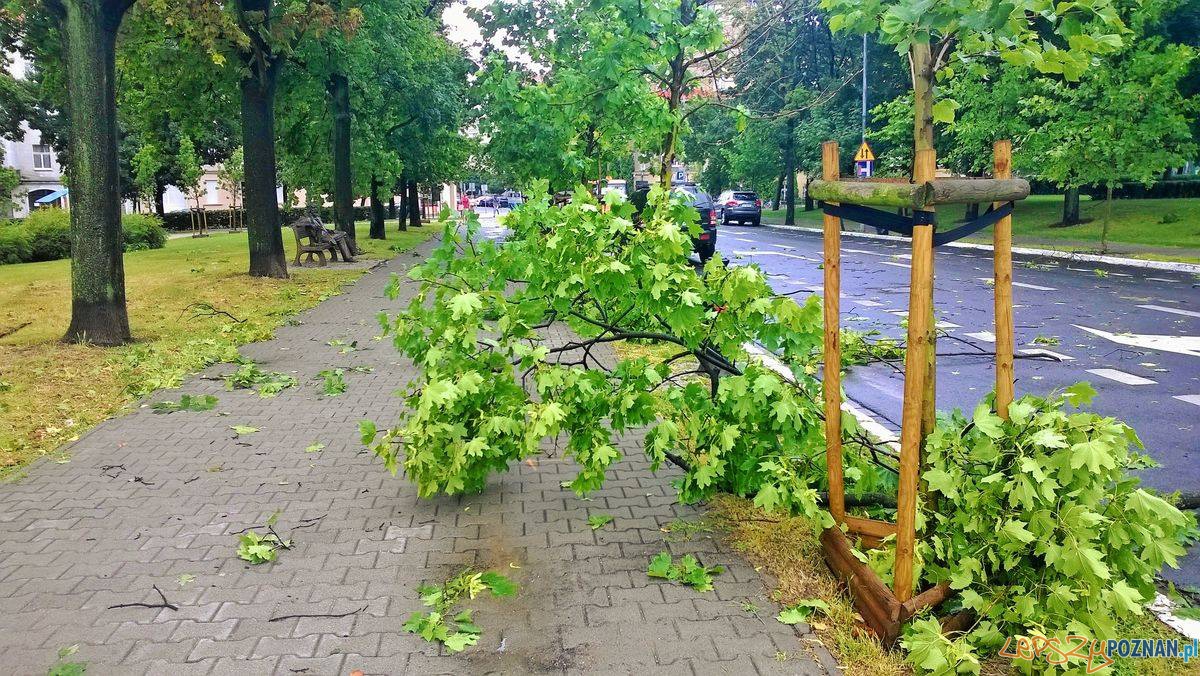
[
  {"left": 844, "top": 515, "right": 897, "bottom": 539},
  {"left": 926, "top": 178, "right": 1030, "bottom": 205},
  {"left": 809, "top": 179, "right": 929, "bottom": 209},
  {"left": 810, "top": 177, "right": 1031, "bottom": 210}
]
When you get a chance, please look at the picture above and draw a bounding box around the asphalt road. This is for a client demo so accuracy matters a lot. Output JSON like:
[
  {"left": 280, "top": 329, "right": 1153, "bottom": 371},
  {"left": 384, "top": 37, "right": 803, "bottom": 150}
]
[
  {"left": 474, "top": 207, "right": 1200, "bottom": 585},
  {"left": 717, "top": 222, "right": 1200, "bottom": 585}
]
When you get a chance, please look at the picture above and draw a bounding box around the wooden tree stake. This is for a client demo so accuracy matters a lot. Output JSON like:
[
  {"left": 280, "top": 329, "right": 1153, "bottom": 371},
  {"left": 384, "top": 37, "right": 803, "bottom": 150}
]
[
  {"left": 894, "top": 145, "right": 937, "bottom": 603},
  {"left": 993, "top": 140, "right": 1015, "bottom": 417},
  {"left": 821, "top": 141, "right": 845, "bottom": 522}
]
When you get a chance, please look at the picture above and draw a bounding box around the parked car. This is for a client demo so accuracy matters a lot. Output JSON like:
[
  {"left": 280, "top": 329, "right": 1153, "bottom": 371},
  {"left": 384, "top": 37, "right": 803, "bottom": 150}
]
[
  {"left": 716, "top": 189, "right": 762, "bottom": 226},
  {"left": 630, "top": 184, "right": 718, "bottom": 263}
]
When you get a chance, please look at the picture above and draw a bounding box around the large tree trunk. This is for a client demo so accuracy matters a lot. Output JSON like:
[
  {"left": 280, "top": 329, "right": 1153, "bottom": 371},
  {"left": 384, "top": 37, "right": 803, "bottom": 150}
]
[
  {"left": 784, "top": 117, "right": 796, "bottom": 225},
  {"left": 239, "top": 53, "right": 287, "bottom": 277},
  {"left": 407, "top": 180, "right": 421, "bottom": 228},
  {"left": 1062, "top": 187, "right": 1081, "bottom": 226},
  {"left": 328, "top": 72, "right": 356, "bottom": 250},
  {"left": 369, "top": 175, "right": 386, "bottom": 239},
  {"left": 62, "top": 0, "right": 131, "bottom": 346},
  {"left": 773, "top": 169, "right": 784, "bottom": 210}
]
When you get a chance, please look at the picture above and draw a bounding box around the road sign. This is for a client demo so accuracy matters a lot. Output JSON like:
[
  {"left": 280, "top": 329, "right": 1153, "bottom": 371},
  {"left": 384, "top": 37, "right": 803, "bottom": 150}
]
[
  {"left": 854, "top": 141, "right": 875, "bottom": 162},
  {"left": 856, "top": 161, "right": 874, "bottom": 178}
]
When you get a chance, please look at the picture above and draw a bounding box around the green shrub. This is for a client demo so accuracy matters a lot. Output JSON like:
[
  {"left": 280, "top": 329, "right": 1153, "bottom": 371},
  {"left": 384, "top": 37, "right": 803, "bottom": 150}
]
[
  {"left": 0, "top": 223, "right": 32, "bottom": 264},
  {"left": 22, "top": 208, "right": 72, "bottom": 261},
  {"left": 121, "top": 213, "right": 167, "bottom": 251}
]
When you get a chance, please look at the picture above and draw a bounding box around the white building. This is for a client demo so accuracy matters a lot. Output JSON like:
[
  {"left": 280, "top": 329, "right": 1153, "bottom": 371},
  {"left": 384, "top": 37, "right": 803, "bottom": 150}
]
[{"left": 2, "top": 52, "right": 69, "bottom": 219}]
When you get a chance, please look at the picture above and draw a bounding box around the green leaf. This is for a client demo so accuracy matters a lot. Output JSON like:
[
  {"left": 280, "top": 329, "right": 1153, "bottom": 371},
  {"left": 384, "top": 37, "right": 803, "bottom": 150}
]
[
  {"left": 971, "top": 404, "right": 1005, "bottom": 439},
  {"left": 932, "top": 99, "right": 959, "bottom": 125},
  {"left": 359, "top": 420, "right": 378, "bottom": 445},
  {"left": 587, "top": 514, "right": 614, "bottom": 530},
  {"left": 479, "top": 571, "right": 518, "bottom": 597},
  {"left": 647, "top": 552, "right": 674, "bottom": 578},
  {"left": 443, "top": 631, "right": 479, "bottom": 652},
  {"left": 230, "top": 425, "right": 258, "bottom": 436},
  {"left": 305, "top": 442, "right": 326, "bottom": 453},
  {"left": 1063, "top": 382, "right": 1097, "bottom": 407},
  {"left": 776, "top": 599, "right": 828, "bottom": 625}
]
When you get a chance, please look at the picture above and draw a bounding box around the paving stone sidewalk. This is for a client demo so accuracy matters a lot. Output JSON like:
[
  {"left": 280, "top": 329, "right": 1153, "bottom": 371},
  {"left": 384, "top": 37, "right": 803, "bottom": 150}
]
[{"left": 0, "top": 238, "right": 839, "bottom": 675}]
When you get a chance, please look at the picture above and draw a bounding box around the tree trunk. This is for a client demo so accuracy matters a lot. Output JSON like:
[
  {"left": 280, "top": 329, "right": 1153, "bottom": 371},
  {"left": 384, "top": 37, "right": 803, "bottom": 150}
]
[
  {"left": 62, "top": 0, "right": 131, "bottom": 346},
  {"left": 238, "top": 31, "right": 287, "bottom": 278},
  {"left": 407, "top": 180, "right": 421, "bottom": 228},
  {"left": 387, "top": 194, "right": 396, "bottom": 220},
  {"left": 773, "top": 169, "right": 784, "bottom": 210},
  {"left": 153, "top": 180, "right": 165, "bottom": 216},
  {"left": 369, "top": 175, "right": 386, "bottom": 239},
  {"left": 1101, "top": 184, "right": 1113, "bottom": 253},
  {"left": 784, "top": 117, "right": 796, "bottom": 225},
  {"left": 1062, "top": 187, "right": 1081, "bottom": 226},
  {"left": 397, "top": 175, "right": 408, "bottom": 231},
  {"left": 328, "top": 72, "right": 355, "bottom": 250},
  {"left": 964, "top": 202, "right": 979, "bottom": 221},
  {"left": 804, "top": 175, "right": 814, "bottom": 211}
]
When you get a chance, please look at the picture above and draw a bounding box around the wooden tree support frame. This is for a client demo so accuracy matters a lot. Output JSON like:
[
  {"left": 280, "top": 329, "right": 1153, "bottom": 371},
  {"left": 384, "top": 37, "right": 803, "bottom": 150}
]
[{"left": 818, "top": 139, "right": 1021, "bottom": 645}]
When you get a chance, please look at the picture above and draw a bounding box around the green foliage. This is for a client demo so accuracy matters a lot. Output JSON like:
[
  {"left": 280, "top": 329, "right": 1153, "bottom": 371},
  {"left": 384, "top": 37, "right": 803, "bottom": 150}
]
[
  {"left": 319, "top": 369, "right": 347, "bottom": 396},
  {"left": 120, "top": 213, "right": 167, "bottom": 251},
  {"left": 378, "top": 188, "right": 896, "bottom": 510},
  {"left": 587, "top": 514, "right": 615, "bottom": 530},
  {"left": 897, "top": 387, "right": 1198, "bottom": 672},
  {"left": 229, "top": 425, "right": 258, "bottom": 436},
  {"left": 0, "top": 209, "right": 166, "bottom": 265},
  {"left": 151, "top": 394, "right": 218, "bottom": 414},
  {"left": 403, "top": 569, "right": 517, "bottom": 653},
  {"left": 646, "top": 551, "right": 724, "bottom": 592},
  {"left": 224, "top": 361, "right": 297, "bottom": 398},
  {"left": 21, "top": 208, "right": 72, "bottom": 262},
  {"left": 236, "top": 530, "right": 291, "bottom": 564},
  {"left": 776, "top": 599, "right": 830, "bottom": 625},
  {"left": 840, "top": 329, "right": 903, "bottom": 368},
  {"left": 0, "top": 223, "right": 33, "bottom": 264}
]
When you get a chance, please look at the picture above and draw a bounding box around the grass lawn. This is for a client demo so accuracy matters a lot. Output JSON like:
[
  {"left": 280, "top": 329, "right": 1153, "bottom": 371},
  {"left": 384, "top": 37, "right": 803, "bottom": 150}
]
[
  {"left": 762, "top": 195, "right": 1200, "bottom": 262},
  {"left": 0, "top": 221, "right": 434, "bottom": 474}
]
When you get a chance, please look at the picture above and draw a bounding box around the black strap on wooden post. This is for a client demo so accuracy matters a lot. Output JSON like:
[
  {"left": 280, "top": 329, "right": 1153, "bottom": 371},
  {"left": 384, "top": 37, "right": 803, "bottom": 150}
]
[{"left": 817, "top": 201, "right": 1013, "bottom": 247}]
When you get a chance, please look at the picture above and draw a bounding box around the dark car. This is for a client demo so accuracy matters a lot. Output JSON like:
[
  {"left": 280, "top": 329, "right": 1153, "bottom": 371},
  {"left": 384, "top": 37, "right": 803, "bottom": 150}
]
[
  {"left": 716, "top": 189, "right": 762, "bottom": 226},
  {"left": 630, "top": 184, "right": 718, "bottom": 263}
]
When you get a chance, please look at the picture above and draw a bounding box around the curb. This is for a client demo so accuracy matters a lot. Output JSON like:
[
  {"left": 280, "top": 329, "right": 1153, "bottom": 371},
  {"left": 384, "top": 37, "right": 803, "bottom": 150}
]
[{"left": 762, "top": 223, "right": 1200, "bottom": 275}]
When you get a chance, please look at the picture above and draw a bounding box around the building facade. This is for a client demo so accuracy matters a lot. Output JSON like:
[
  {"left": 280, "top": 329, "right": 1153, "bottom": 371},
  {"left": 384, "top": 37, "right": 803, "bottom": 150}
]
[{"left": 2, "top": 53, "right": 69, "bottom": 219}]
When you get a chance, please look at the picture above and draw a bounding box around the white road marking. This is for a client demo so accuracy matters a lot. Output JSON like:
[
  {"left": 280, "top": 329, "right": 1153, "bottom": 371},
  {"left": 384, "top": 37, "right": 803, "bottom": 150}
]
[
  {"left": 844, "top": 247, "right": 886, "bottom": 256},
  {"left": 1147, "top": 277, "right": 1179, "bottom": 283},
  {"left": 733, "top": 250, "right": 820, "bottom": 262},
  {"left": 1074, "top": 324, "right": 1200, "bottom": 358},
  {"left": 1174, "top": 395, "right": 1200, "bottom": 407},
  {"left": 977, "top": 278, "right": 1058, "bottom": 291},
  {"left": 964, "top": 331, "right": 996, "bottom": 342},
  {"left": 724, "top": 229, "right": 748, "bottom": 235},
  {"left": 1137, "top": 304, "right": 1200, "bottom": 319},
  {"left": 881, "top": 261, "right": 912, "bottom": 269},
  {"left": 1020, "top": 348, "right": 1075, "bottom": 361},
  {"left": 853, "top": 299, "right": 883, "bottom": 307},
  {"left": 771, "top": 244, "right": 795, "bottom": 250},
  {"left": 936, "top": 321, "right": 960, "bottom": 329},
  {"left": 1086, "top": 368, "right": 1157, "bottom": 386},
  {"left": 733, "top": 237, "right": 758, "bottom": 243}
]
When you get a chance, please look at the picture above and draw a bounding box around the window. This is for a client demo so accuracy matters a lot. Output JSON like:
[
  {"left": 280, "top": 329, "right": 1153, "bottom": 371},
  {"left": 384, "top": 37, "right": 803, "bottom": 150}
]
[
  {"left": 205, "top": 180, "right": 220, "bottom": 205},
  {"left": 32, "top": 144, "right": 52, "bottom": 170}
]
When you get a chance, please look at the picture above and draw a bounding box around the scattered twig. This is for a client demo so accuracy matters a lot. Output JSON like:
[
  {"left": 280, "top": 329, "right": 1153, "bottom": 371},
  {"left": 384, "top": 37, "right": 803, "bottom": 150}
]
[
  {"left": 107, "top": 585, "right": 178, "bottom": 611},
  {"left": 0, "top": 321, "right": 31, "bottom": 339},
  {"left": 181, "top": 301, "right": 245, "bottom": 324},
  {"left": 268, "top": 605, "right": 367, "bottom": 623}
]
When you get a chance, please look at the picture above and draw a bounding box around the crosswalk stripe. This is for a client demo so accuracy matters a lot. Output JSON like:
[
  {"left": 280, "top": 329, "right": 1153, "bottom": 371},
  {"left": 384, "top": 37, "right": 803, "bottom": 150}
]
[
  {"left": 1086, "top": 368, "right": 1157, "bottom": 386},
  {"left": 1137, "top": 304, "right": 1200, "bottom": 319}
]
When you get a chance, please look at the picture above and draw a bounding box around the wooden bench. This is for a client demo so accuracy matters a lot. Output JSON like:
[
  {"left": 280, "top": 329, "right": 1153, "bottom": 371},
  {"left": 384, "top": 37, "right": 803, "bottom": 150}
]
[{"left": 289, "top": 221, "right": 338, "bottom": 267}]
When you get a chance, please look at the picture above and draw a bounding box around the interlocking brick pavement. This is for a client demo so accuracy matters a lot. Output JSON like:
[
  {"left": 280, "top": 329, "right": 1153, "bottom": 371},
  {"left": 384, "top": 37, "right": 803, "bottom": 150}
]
[{"left": 0, "top": 238, "right": 839, "bottom": 675}]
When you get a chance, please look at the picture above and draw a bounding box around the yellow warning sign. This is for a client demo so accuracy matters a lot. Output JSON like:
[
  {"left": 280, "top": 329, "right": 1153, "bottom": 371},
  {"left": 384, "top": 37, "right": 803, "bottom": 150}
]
[{"left": 854, "top": 141, "right": 875, "bottom": 162}]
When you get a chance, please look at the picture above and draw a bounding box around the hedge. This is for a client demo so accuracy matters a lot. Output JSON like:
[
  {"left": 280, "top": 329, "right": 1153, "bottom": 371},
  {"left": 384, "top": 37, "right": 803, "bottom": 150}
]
[
  {"left": 1082, "top": 178, "right": 1200, "bottom": 200},
  {"left": 0, "top": 208, "right": 167, "bottom": 265},
  {"left": 159, "top": 205, "right": 378, "bottom": 231}
]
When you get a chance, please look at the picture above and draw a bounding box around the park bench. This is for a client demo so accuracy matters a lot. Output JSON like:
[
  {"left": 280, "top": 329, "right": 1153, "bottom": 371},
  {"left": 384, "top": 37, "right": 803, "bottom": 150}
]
[{"left": 289, "top": 219, "right": 338, "bottom": 267}]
